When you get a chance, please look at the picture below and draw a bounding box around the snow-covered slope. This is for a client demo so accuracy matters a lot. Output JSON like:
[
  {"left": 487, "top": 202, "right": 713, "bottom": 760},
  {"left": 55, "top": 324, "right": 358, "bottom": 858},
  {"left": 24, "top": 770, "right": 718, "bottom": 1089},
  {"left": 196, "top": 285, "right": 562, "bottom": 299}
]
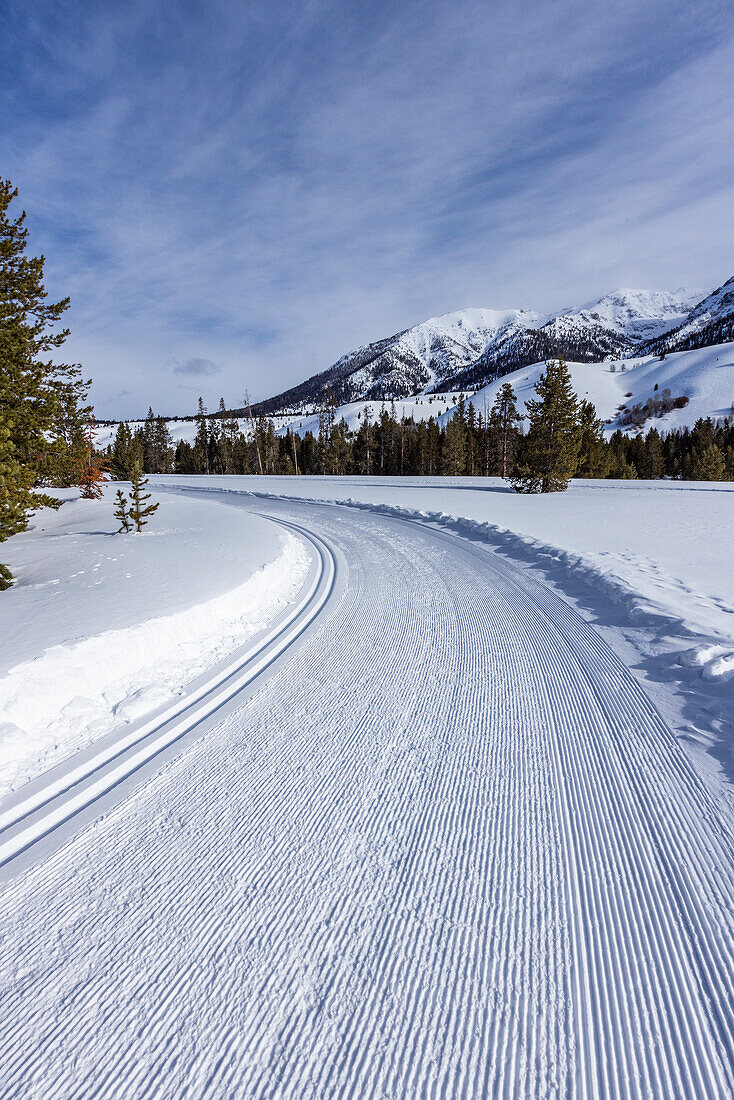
[
  {"left": 456, "top": 342, "right": 734, "bottom": 435},
  {"left": 250, "top": 286, "right": 715, "bottom": 414},
  {"left": 274, "top": 392, "right": 467, "bottom": 438},
  {"left": 248, "top": 308, "right": 541, "bottom": 415},
  {"left": 96, "top": 342, "right": 734, "bottom": 453},
  {"left": 546, "top": 287, "right": 701, "bottom": 348},
  {"left": 644, "top": 277, "right": 734, "bottom": 355}
]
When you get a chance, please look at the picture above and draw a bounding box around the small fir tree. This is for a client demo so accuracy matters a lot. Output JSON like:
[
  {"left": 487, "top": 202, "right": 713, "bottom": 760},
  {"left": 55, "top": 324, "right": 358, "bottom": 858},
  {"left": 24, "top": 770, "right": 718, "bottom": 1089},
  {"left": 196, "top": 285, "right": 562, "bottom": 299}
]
[
  {"left": 510, "top": 359, "right": 582, "bottom": 493},
  {"left": 78, "top": 418, "right": 108, "bottom": 499},
  {"left": 128, "top": 462, "right": 159, "bottom": 532},
  {"left": 113, "top": 489, "right": 133, "bottom": 533}
]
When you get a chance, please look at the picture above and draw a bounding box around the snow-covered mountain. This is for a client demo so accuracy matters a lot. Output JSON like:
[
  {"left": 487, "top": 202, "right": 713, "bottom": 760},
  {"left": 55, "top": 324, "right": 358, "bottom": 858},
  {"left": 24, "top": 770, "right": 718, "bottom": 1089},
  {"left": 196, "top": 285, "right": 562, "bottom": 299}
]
[
  {"left": 440, "top": 288, "right": 703, "bottom": 393},
  {"left": 248, "top": 308, "right": 541, "bottom": 415},
  {"left": 251, "top": 286, "right": 718, "bottom": 415},
  {"left": 642, "top": 277, "right": 734, "bottom": 356},
  {"left": 547, "top": 287, "right": 702, "bottom": 348}
]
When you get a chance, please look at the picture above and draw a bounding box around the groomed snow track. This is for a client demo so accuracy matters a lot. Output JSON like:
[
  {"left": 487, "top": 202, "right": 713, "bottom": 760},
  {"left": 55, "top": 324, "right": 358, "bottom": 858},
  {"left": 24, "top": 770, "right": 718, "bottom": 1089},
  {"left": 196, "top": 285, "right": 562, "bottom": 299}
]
[{"left": 1, "top": 491, "right": 733, "bottom": 1099}]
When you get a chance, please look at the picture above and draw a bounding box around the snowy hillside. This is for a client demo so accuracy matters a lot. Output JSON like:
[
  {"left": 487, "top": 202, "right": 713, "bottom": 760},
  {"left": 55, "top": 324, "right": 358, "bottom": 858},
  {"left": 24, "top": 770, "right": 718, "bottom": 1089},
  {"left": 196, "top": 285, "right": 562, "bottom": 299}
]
[
  {"left": 546, "top": 288, "right": 701, "bottom": 349},
  {"left": 442, "top": 342, "right": 733, "bottom": 435},
  {"left": 644, "top": 276, "right": 734, "bottom": 355},
  {"left": 247, "top": 308, "right": 541, "bottom": 415},
  {"left": 274, "top": 392, "right": 467, "bottom": 438},
  {"left": 95, "top": 342, "right": 734, "bottom": 453},
  {"left": 94, "top": 279, "right": 734, "bottom": 444}
]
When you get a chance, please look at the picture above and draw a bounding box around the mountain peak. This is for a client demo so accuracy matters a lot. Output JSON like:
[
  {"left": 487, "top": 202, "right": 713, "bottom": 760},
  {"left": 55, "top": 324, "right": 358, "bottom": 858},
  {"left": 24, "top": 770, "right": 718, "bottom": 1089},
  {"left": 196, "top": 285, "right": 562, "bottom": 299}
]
[{"left": 248, "top": 278, "right": 728, "bottom": 416}]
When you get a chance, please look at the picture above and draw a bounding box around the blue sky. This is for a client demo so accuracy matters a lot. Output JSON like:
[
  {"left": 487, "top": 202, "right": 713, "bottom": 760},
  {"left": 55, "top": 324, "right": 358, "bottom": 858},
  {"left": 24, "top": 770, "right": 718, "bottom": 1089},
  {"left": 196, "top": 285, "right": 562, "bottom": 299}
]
[{"left": 2, "top": 0, "right": 734, "bottom": 417}]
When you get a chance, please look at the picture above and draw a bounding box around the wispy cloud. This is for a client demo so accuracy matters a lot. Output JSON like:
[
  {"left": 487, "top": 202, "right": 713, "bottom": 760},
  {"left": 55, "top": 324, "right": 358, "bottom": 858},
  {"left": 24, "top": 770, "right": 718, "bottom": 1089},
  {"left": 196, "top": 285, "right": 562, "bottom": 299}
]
[
  {"left": 2, "top": 0, "right": 733, "bottom": 416},
  {"left": 173, "top": 357, "right": 222, "bottom": 377}
]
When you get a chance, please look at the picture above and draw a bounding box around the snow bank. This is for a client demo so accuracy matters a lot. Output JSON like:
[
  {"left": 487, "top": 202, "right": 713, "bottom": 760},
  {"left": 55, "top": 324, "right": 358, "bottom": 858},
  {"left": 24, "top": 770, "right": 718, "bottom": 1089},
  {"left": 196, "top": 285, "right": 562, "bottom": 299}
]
[{"left": 0, "top": 489, "right": 309, "bottom": 796}]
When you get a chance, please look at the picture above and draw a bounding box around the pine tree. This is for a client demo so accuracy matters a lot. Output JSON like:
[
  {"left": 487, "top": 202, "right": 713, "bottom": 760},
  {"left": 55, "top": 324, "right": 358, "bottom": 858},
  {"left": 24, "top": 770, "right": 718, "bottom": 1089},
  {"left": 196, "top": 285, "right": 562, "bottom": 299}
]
[
  {"left": 489, "top": 383, "right": 522, "bottom": 477},
  {"left": 193, "top": 398, "right": 210, "bottom": 474},
  {"left": 510, "top": 359, "right": 582, "bottom": 493},
  {"left": 441, "top": 412, "right": 466, "bottom": 475},
  {"left": 113, "top": 489, "right": 133, "bottom": 533},
  {"left": 110, "top": 421, "right": 135, "bottom": 479},
  {"left": 637, "top": 428, "right": 665, "bottom": 480},
  {"left": 78, "top": 418, "right": 108, "bottom": 499},
  {"left": 128, "top": 462, "right": 159, "bottom": 532},
  {"left": 575, "top": 400, "right": 609, "bottom": 478},
  {"left": 152, "top": 416, "right": 172, "bottom": 473},
  {"left": 690, "top": 443, "right": 727, "bottom": 481},
  {"left": 0, "top": 177, "right": 92, "bottom": 586}
]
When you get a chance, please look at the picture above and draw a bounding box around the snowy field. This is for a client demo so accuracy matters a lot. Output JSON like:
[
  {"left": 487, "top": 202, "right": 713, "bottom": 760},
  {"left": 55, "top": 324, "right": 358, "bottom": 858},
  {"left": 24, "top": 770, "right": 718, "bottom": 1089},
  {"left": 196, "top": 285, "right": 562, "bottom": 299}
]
[{"left": 0, "top": 487, "right": 309, "bottom": 796}]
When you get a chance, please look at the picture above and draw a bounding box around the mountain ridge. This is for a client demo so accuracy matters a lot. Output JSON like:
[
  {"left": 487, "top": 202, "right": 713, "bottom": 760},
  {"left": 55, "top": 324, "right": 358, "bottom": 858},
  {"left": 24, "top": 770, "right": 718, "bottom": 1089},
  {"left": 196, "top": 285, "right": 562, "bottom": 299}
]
[{"left": 243, "top": 282, "right": 731, "bottom": 416}]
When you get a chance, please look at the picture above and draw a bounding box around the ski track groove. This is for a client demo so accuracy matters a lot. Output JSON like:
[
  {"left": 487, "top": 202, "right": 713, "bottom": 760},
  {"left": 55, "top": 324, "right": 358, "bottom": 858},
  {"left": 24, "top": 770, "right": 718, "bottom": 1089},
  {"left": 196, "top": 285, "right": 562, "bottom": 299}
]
[{"left": 0, "top": 495, "right": 733, "bottom": 1098}]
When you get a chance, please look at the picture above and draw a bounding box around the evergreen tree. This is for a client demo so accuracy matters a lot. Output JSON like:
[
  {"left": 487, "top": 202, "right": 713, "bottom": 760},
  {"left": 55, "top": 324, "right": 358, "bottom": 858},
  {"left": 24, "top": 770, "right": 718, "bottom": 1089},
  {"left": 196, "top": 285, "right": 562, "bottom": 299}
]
[
  {"left": 193, "top": 398, "right": 210, "bottom": 474},
  {"left": 0, "top": 178, "right": 92, "bottom": 586},
  {"left": 488, "top": 383, "right": 522, "bottom": 477},
  {"left": 510, "top": 359, "right": 582, "bottom": 493},
  {"left": 441, "top": 411, "right": 466, "bottom": 475},
  {"left": 690, "top": 443, "right": 727, "bottom": 481},
  {"left": 465, "top": 401, "right": 479, "bottom": 476},
  {"left": 637, "top": 428, "right": 665, "bottom": 480},
  {"left": 575, "top": 400, "right": 609, "bottom": 478},
  {"left": 113, "top": 488, "right": 133, "bottom": 533},
  {"left": 78, "top": 418, "right": 108, "bottom": 499},
  {"left": 110, "top": 421, "right": 135, "bottom": 479},
  {"left": 128, "top": 462, "right": 159, "bottom": 531},
  {"left": 152, "top": 416, "right": 172, "bottom": 473},
  {"left": 141, "top": 407, "right": 157, "bottom": 471}
]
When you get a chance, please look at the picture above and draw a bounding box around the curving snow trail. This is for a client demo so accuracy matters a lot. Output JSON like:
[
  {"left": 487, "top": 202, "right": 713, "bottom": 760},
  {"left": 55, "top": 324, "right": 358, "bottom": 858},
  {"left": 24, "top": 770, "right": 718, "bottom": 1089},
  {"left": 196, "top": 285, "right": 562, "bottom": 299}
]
[{"left": 1, "top": 492, "right": 733, "bottom": 1098}]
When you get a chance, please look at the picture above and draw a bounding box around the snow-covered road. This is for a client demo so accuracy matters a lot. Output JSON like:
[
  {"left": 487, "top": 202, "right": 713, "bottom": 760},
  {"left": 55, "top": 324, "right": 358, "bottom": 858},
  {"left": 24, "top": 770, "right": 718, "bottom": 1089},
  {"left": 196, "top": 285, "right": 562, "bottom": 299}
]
[{"left": 2, "top": 491, "right": 734, "bottom": 1098}]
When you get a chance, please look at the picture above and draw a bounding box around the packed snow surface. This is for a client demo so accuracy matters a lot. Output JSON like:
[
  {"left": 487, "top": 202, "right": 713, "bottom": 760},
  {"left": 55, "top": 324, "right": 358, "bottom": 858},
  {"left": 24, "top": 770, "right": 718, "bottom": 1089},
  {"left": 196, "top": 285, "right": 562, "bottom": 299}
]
[
  {"left": 0, "top": 488, "right": 309, "bottom": 796},
  {"left": 1, "top": 487, "right": 734, "bottom": 1097},
  {"left": 163, "top": 475, "right": 734, "bottom": 690}
]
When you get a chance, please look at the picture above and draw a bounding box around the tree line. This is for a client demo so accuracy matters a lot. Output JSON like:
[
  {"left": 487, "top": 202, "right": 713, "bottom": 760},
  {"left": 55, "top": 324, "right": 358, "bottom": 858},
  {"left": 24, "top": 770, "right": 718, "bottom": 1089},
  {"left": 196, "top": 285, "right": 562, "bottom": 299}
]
[{"left": 106, "top": 360, "right": 734, "bottom": 488}]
